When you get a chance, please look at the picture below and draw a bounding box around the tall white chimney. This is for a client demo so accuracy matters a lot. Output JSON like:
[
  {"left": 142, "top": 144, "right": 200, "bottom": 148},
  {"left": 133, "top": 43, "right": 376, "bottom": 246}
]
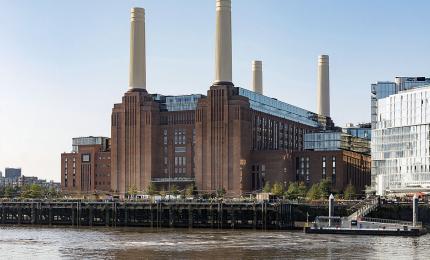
[
  {"left": 317, "top": 55, "right": 330, "bottom": 117},
  {"left": 214, "top": 0, "right": 232, "bottom": 85},
  {"left": 252, "top": 60, "right": 263, "bottom": 94},
  {"left": 129, "top": 7, "right": 146, "bottom": 90}
]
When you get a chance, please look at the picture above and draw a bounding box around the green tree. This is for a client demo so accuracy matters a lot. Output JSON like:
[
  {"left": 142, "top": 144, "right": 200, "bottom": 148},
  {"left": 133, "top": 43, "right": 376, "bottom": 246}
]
[
  {"left": 307, "top": 183, "right": 321, "bottom": 200},
  {"left": 21, "top": 184, "right": 43, "bottom": 199},
  {"left": 30, "top": 184, "right": 43, "bottom": 198},
  {"left": 185, "top": 183, "right": 196, "bottom": 197},
  {"left": 298, "top": 182, "right": 307, "bottom": 198},
  {"left": 271, "top": 182, "right": 285, "bottom": 196},
  {"left": 46, "top": 187, "right": 60, "bottom": 199},
  {"left": 343, "top": 184, "right": 356, "bottom": 200},
  {"left": 216, "top": 188, "right": 226, "bottom": 197},
  {"left": 169, "top": 184, "right": 180, "bottom": 196},
  {"left": 128, "top": 185, "right": 138, "bottom": 198},
  {"left": 4, "top": 186, "right": 15, "bottom": 198},
  {"left": 318, "top": 179, "right": 332, "bottom": 199},
  {"left": 263, "top": 181, "right": 271, "bottom": 193},
  {"left": 286, "top": 182, "right": 307, "bottom": 200},
  {"left": 146, "top": 183, "right": 157, "bottom": 195},
  {"left": 159, "top": 186, "right": 167, "bottom": 196},
  {"left": 286, "top": 182, "right": 299, "bottom": 199}
]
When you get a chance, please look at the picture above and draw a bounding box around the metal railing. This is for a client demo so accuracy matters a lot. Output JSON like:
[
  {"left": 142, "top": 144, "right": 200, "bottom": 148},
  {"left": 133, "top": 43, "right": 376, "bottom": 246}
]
[{"left": 360, "top": 217, "right": 422, "bottom": 228}]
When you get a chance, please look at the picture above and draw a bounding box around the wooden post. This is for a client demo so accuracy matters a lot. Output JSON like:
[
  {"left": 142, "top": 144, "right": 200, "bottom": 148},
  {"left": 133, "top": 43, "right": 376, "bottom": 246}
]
[
  {"left": 105, "top": 205, "right": 110, "bottom": 226},
  {"left": 31, "top": 203, "right": 36, "bottom": 225},
  {"left": 253, "top": 203, "right": 257, "bottom": 229},
  {"left": 48, "top": 204, "right": 53, "bottom": 226},
  {"left": 17, "top": 203, "right": 22, "bottom": 224},
  {"left": 150, "top": 204, "right": 153, "bottom": 228},
  {"left": 188, "top": 204, "right": 193, "bottom": 228},
  {"left": 210, "top": 204, "right": 214, "bottom": 229},
  {"left": 1, "top": 203, "right": 5, "bottom": 224},
  {"left": 124, "top": 205, "right": 128, "bottom": 226},
  {"left": 169, "top": 205, "right": 174, "bottom": 228},
  {"left": 231, "top": 206, "right": 235, "bottom": 229},
  {"left": 71, "top": 204, "right": 75, "bottom": 226},
  {"left": 89, "top": 205, "right": 93, "bottom": 226}
]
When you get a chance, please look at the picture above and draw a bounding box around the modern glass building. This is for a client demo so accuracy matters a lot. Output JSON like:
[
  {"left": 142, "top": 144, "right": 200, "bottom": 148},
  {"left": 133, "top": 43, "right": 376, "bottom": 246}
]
[
  {"left": 304, "top": 131, "right": 370, "bottom": 154},
  {"left": 371, "top": 77, "right": 430, "bottom": 128},
  {"left": 372, "top": 85, "right": 430, "bottom": 194},
  {"left": 343, "top": 123, "right": 371, "bottom": 140}
]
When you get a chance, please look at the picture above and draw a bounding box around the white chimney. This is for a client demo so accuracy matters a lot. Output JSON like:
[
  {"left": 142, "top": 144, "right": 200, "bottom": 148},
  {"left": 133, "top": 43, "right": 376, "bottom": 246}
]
[
  {"left": 317, "top": 55, "right": 330, "bottom": 117},
  {"left": 129, "top": 7, "right": 146, "bottom": 90},
  {"left": 214, "top": 0, "right": 232, "bottom": 85},
  {"left": 252, "top": 60, "right": 263, "bottom": 94}
]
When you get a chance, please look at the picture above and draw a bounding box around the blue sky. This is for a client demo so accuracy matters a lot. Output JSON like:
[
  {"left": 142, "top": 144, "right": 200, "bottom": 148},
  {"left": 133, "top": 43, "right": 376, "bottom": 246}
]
[{"left": 1, "top": 0, "right": 429, "bottom": 181}]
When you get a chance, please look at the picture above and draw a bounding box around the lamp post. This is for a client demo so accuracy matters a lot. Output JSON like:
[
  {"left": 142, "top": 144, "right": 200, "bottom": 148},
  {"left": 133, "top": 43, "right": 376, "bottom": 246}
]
[
  {"left": 413, "top": 194, "right": 418, "bottom": 227},
  {"left": 329, "top": 193, "right": 334, "bottom": 227}
]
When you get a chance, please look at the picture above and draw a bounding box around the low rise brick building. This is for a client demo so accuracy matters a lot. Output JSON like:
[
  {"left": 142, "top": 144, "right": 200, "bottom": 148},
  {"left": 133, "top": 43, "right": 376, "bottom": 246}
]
[{"left": 61, "top": 137, "right": 111, "bottom": 194}]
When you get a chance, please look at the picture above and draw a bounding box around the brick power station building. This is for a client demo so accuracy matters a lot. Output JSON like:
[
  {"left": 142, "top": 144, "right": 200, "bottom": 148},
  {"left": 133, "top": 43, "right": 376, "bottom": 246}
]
[{"left": 61, "top": 1, "right": 371, "bottom": 197}]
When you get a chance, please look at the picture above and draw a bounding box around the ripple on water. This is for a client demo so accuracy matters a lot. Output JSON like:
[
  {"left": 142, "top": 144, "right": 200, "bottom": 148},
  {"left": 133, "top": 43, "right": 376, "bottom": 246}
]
[{"left": 0, "top": 226, "right": 430, "bottom": 259}]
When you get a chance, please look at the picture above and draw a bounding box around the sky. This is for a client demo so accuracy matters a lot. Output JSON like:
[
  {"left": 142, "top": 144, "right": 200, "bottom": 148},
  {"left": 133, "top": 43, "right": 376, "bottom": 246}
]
[{"left": 0, "top": 0, "right": 429, "bottom": 181}]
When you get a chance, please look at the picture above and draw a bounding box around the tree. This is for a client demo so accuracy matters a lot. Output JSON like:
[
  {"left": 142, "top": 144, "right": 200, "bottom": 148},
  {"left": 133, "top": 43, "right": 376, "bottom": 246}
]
[
  {"left": 20, "top": 184, "right": 43, "bottom": 199},
  {"left": 216, "top": 188, "right": 226, "bottom": 197},
  {"left": 286, "top": 182, "right": 299, "bottom": 199},
  {"left": 307, "top": 183, "right": 321, "bottom": 200},
  {"left": 297, "top": 182, "right": 307, "bottom": 198},
  {"left": 146, "top": 183, "right": 157, "bottom": 195},
  {"left": 128, "top": 185, "right": 138, "bottom": 198},
  {"left": 4, "top": 186, "right": 15, "bottom": 198},
  {"left": 47, "top": 187, "right": 60, "bottom": 199},
  {"left": 169, "top": 184, "right": 180, "bottom": 196},
  {"left": 271, "top": 182, "right": 285, "bottom": 196},
  {"left": 318, "top": 179, "right": 332, "bottom": 199},
  {"left": 286, "top": 182, "right": 307, "bottom": 200},
  {"left": 263, "top": 181, "right": 271, "bottom": 193},
  {"left": 185, "top": 183, "right": 196, "bottom": 197},
  {"left": 159, "top": 186, "right": 167, "bottom": 196},
  {"left": 344, "top": 184, "right": 356, "bottom": 200}
]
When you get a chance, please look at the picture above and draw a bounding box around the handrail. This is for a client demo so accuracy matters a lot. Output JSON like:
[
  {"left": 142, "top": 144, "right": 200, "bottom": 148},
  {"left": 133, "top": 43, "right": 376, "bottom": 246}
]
[{"left": 361, "top": 217, "right": 422, "bottom": 227}]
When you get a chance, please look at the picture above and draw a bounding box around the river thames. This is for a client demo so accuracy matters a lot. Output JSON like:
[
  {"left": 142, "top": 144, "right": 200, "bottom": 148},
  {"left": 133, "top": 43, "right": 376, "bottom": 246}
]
[{"left": 0, "top": 226, "right": 428, "bottom": 259}]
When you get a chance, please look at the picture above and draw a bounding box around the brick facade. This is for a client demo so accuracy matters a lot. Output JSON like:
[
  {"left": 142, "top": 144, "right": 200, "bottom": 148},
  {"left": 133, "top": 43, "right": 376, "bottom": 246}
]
[
  {"left": 110, "top": 84, "right": 334, "bottom": 196},
  {"left": 61, "top": 144, "right": 111, "bottom": 194}
]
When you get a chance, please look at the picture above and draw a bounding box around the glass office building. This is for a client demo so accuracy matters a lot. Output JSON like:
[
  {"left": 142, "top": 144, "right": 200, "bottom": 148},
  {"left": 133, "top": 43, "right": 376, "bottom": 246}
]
[
  {"left": 343, "top": 123, "right": 371, "bottom": 140},
  {"left": 304, "top": 131, "right": 370, "bottom": 154},
  {"left": 371, "top": 77, "right": 430, "bottom": 128},
  {"left": 372, "top": 85, "right": 430, "bottom": 194}
]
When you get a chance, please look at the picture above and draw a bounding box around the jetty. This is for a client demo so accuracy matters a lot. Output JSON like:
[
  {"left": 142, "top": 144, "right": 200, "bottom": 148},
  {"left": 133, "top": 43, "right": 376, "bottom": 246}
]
[
  {"left": 305, "top": 194, "right": 427, "bottom": 236},
  {"left": 0, "top": 200, "right": 294, "bottom": 230}
]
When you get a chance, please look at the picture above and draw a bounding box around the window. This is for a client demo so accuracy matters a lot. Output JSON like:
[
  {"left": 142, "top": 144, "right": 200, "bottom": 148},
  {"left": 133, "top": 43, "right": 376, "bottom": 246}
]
[
  {"left": 82, "top": 154, "right": 90, "bottom": 162},
  {"left": 322, "top": 156, "right": 326, "bottom": 179},
  {"left": 175, "top": 146, "right": 186, "bottom": 153},
  {"left": 163, "top": 129, "right": 168, "bottom": 145}
]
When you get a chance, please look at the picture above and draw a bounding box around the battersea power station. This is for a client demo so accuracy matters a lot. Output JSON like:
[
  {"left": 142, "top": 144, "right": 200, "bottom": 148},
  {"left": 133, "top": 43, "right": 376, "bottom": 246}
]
[{"left": 61, "top": 0, "right": 371, "bottom": 197}]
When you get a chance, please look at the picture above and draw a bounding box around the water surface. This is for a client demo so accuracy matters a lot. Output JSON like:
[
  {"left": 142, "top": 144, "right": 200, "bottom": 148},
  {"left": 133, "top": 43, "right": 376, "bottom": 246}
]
[{"left": 0, "top": 226, "right": 427, "bottom": 259}]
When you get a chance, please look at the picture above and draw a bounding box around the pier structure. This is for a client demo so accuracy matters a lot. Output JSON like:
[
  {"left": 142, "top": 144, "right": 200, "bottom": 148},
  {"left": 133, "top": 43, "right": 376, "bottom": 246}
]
[
  {"left": 306, "top": 195, "right": 427, "bottom": 236},
  {"left": 0, "top": 201, "right": 294, "bottom": 230}
]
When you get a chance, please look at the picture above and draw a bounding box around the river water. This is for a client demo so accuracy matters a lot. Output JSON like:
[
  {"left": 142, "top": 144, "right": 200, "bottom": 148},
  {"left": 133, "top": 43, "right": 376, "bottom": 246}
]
[{"left": 0, "top": 226, "right": 428, "bottom": 259}]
